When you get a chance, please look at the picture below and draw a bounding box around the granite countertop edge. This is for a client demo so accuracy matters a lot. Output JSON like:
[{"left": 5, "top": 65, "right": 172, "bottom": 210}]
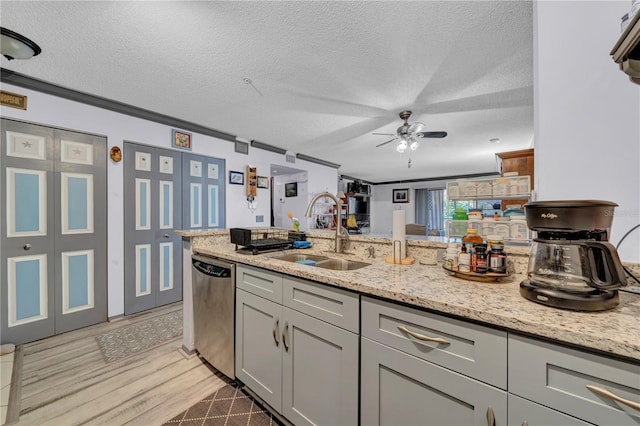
[{"left": 191, "top": 244, "right": 640, "bottom": 363}]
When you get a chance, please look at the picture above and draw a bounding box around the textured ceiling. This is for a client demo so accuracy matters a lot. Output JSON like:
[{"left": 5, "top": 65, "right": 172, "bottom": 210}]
[{"left": 1, "top": 1, "right": 533, "bottom": 183}]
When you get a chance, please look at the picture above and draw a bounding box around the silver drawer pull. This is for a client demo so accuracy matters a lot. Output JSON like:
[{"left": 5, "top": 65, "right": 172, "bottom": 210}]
[
  {"left": 397, "top": 325, "right": 450, "bottom": 345},
  {"left": 23, "top": 243, "right": 31, "bottom": 251},
  {"left": 586, "top": 385, "right": 640, "bottom": 412},
  {"left": 163, "top": 233, "right": 170, "bottom": 238},
  {"left": 282, "top": 320, "right": 290, "bottom": 352},
  {"left": 486, "top": 406, "right": 496, "bottom": 426},
  {"left": 273, "top": 317, "right": 279, "bottom": 347},
  {"left": 521, "top": 422, "right": 528, "bottom": 426}
]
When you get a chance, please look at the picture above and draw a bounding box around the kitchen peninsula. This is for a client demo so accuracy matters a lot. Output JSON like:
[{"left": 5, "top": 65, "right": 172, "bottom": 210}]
[
  {"left": 178, "top": 229, "right": 640, "bottom": 425},
  {"left": 180, "top": 229, "right": 640, "bottom": 360}
]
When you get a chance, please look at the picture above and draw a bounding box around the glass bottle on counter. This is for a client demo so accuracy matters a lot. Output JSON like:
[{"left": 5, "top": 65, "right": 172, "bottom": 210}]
[
  {"left": 458, "top": 245, "right": 471, "bottom": 273},
  {"left": 488, "top": 241, "right": 507, "bottom": 273},
  {"left": 462, "top": 228, "right": 483, "bottom": 254},
  {"left": 473, "top": 243, "right": 488, "bottom": 273}
]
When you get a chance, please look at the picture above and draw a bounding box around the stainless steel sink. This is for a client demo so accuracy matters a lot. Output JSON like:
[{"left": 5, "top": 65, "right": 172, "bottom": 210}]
[
  {"left": 271, "top": 253, "right": 370, "bottom": 271},
  {"left": 314, "top": 259, "right": 371, "bottom": 271},
  {"left": 271, "top": 253, "right": 330, "bottom": 263}
]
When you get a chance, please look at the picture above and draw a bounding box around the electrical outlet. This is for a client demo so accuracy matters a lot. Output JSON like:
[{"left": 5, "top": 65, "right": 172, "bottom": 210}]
[{"left": 256, "top": 215, "right": 264, "bottom": 222}]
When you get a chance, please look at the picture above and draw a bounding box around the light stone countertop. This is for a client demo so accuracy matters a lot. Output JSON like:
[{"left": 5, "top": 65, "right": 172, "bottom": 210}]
[{"left": 178, "top": 229, "right": 640, "bottom": 363}]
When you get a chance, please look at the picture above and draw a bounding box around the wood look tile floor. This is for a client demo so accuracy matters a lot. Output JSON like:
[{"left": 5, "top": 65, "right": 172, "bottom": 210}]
[{"left": 10, "top": 303, "right": 227, "bottom": 426}]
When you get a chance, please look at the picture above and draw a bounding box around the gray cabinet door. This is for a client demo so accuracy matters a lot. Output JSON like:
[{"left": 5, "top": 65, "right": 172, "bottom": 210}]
[
  {"left": 508, "top": 394, "right": 592, "bottom": 426},
  {"left": 235, "top": 289, "right": 283, "bottom": 412},
  {"left": 509, "top": 335, "right": 640, "bottom": 426},
  {"left": 282, "top": 306, "right": 359, "bottom": 426},
  {"left": 123, "top": 142, "right": 182, "bottom": 315},
  {"left": 361, "top": 337, "right": 507, "bottom": 426},
  {"left": 1, "top": 119, "right": 107, "bottom": 345}
]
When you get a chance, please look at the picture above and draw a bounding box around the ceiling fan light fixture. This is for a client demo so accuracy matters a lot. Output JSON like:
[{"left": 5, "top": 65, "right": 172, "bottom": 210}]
[
  {"left": 1, "top": 27, "right": 42, "bottom": 60},
  {"left": 409, "top": 139, "right": 419, "bottom": 151},
  {"left": 396, "top": 139, "right": 407, "bottom": 153}
]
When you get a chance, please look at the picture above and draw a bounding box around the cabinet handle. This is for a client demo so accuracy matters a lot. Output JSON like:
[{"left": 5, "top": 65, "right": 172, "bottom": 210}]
[
  {"left": 282, "top": 320, "right": 289, "bottom": 352},
  {"left": 521, "top": 421, "right": 529, "bottom": 426},
  {"left": 586, "top": 384, "right": 640, "bottom": 412},
  {"left": 397, "top": 325, "right": 450, "bottom": 345},
  {"left": 163, "top": 233, "right": 170, "bottom": 238},
  {"left": 23, "top": 243, "right": 31, "bottom": 251},
  {"left": 486, "top": 406, "right": 495, "bottom": 426},
  {"left": 273, "top": 317, "right": 279, "bottom": 347}
]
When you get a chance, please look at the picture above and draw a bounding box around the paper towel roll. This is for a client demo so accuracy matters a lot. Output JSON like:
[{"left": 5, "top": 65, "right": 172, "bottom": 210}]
[{"left": 392, "top": 210, "right": 406, "bottom": 262}]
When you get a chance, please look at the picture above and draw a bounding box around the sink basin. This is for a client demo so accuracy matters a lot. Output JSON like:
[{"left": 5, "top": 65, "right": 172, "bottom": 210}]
[
  {"left": 315, "top": 259, "right": 371, "bottom": 271},
  {"left": 271, "top": 253, "right": 370, "bottom": 271},
  {"left": 271, "top": 253, "right": 330, "bottom": 263}
]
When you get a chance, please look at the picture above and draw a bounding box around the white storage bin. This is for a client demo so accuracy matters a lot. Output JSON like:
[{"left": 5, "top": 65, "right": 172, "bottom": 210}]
[
  {"left": 482, "top": 221, "right": 496, "bottom": 237},
  {"left": 477, "top": 181, "right": 492, "bottom": 196},
  {"left": 494, "top": 222, "right": 511, "bottom": 239},
  {"left": 493, "top": 180, "right": 509, "bottom": 196},
  {"left": 461, "top": 183, "right": 477, "bottom": 197},
  {"left": 510, "top": 218, "right": 529, "bottom": 240}
]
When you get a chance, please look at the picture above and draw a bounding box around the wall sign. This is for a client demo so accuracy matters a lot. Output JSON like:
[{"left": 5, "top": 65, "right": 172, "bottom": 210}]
[
  {"left": 1, "top": 90, "right": 27, "bottom": 110},
  {"left": 172, "top": 129, "right": 192, "bottom": 151}
]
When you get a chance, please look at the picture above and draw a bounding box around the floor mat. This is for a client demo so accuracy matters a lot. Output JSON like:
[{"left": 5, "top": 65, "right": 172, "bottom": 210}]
[
  {"left": 95, "top": 310, "right": 182, "bottom": 362},
  {"left": 164, "top": 383, "right": 281, "bottom": 426}
]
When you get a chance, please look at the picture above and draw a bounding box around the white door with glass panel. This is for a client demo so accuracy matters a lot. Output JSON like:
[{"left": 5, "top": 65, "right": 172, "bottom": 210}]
[
  {"left": 1, "top": 119, "right": 107, "bottom": 345},
  {"left": 124, "top": 143, "right": 183, "bottom": 315}
]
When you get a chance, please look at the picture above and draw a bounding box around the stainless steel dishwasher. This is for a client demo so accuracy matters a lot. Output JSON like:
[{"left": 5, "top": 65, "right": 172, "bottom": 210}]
[{"left": 191, "top": 254, "right": 235, "bottom": 379}]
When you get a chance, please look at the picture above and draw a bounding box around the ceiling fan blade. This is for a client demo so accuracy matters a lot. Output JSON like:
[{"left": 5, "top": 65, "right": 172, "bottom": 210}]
[
  {"left": 408, "top": 122, "right": 426, "bottom": 133},
  {"left": 372, "top": 132, "right": 395, "bottom": 136},
  {"left": 376, "top": 137, "right": 398, "bottom": 147},
  {"left": 417, "top": 131, "right": 448, "bottom": 138}
]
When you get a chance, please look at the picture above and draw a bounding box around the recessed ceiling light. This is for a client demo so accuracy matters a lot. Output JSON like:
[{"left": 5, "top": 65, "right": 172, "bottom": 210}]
[{"left": 489, "top": 138, "right": 501, "bottom": 144}]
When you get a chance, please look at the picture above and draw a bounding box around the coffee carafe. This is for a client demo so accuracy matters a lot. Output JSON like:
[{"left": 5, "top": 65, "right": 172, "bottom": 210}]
[{"left": 521, "top": 200, "right": 627, "bottom": 311}]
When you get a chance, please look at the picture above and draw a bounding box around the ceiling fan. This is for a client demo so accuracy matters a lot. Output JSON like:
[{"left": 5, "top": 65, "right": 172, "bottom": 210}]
[{"left": 374, "top": 110, "right": 447, "bottom": 153}]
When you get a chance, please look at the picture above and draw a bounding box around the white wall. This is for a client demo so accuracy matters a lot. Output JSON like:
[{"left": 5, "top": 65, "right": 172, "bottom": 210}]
[
  {"left": 535, "top": 1, "right": 640, "bottom": 262},
  {"left": 0, "top": 83, "right": 338, "bottom": 316}
]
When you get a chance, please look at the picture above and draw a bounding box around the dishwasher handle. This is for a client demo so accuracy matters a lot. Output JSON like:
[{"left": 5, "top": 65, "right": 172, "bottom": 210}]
[{"left": 192, "top": 256, "right": 233, "bottom": 277}]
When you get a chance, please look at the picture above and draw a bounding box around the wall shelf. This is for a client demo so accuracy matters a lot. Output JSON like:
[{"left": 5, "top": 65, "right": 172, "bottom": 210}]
[{"left": 611, "top": 11, "right": 640, "bottom": 85}]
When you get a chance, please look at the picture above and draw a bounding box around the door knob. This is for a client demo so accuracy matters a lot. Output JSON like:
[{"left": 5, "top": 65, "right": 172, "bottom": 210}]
[{"left": 23, "top": 243, "right": 31, "bottom": 251}]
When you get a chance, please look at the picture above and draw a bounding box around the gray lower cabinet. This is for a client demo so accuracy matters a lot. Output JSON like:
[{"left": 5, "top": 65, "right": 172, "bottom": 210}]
[
  {"left": 508, "top": 394, "right": 592, "bottom": 426},
  {"left": 509, "top": 335, "right": 640, "bottom": 426},
  {"left": 360, "top": 296, "right": 508, "bottom": 426},
  {"left": 361, "top": 337, "right": 507, "bottom": 425},
  {"left": 235, "top": 265, "right": 359, "bottom": 426}
]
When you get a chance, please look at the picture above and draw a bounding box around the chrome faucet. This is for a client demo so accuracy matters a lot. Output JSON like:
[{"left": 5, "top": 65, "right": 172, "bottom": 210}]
[
  {"left": 366, "top": 245, "right": 375, "bottom": 258},
  {"left": 305, "top": 192, "right": 349, "bottom": 253}
]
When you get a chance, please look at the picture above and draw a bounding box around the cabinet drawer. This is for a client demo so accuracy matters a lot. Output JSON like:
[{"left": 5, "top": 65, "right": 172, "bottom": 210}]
[
  {"left": 236, "top": 264, "right": 283, "bottom": 303},
  {"left": 283, "top": 276, "right": 359, "bottom": 333},
  {"left": 508, "top": 394, "right": 591, "bottom": 426},
  {"left": 361, "top": 296, "right": 507, "bottom": 388},
  {"left": 509, "top": 335, "right": 640, "bottom": 425}
]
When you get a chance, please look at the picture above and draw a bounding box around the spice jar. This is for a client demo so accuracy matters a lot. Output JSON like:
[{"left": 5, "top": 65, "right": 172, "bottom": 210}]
[
  {"left": 458, "top": 245, "right": 471, "bottom": 273},
  {"left": 488, "top": 242, "right": 507, "bottom": 274},
  {"left": 444, "top": 243, "right": 459, "bottom": 269},
  {"left": 473, "top": 244, "right": 488, "bottom": 273}
]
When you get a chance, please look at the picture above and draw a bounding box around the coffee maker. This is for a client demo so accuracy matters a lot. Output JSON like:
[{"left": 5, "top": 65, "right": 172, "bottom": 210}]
[{"left": 521, "top": 200, "right": 627, "bottom": 311}]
